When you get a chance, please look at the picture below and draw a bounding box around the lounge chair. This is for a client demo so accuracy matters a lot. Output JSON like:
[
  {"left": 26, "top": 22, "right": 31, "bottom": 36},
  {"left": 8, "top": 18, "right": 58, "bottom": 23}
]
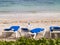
[
  {"left": 50, "top": 26, "right": 60, "bottom": 38},
  {"left": 30, "top": 28, "right": 45, "bottom": 39},
  {"left": 21, "top": 28, "right": 45, "bottom": 39},
  {"left": 3, "top": 26, "right": 20, "bottom": 38},
  {"left": 50, "top": 26, "right": 60, "bottom": 32}
]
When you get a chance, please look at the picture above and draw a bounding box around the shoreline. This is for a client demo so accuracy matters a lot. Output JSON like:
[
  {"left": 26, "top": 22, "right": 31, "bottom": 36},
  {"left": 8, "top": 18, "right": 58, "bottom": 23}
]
[{"left": 0, "top": 11, "right": 60, "bottom": 13}]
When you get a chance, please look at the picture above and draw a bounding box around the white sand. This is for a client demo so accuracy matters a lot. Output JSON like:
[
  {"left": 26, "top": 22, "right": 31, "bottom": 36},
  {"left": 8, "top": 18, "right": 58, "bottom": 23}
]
[{"left": 0, "top": 12, "right": 60, "bottom": 40}]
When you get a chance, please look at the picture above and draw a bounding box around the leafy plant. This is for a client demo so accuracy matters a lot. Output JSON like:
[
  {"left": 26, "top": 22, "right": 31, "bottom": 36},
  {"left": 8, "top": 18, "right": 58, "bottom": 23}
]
[{"left": 0, "top": 37, "right": 60, "bottom": 45}]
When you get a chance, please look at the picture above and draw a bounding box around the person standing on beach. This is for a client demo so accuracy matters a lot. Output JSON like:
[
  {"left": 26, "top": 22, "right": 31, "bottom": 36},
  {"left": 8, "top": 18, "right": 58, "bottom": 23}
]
[{"left": 28, "top": 22, "right": 31, "bottom": 29}]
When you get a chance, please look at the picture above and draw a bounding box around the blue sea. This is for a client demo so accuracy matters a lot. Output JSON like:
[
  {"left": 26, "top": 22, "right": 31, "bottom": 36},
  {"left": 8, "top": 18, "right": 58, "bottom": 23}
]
[{"left": 0, "top": 0, "right": 60, "bottom": 12}]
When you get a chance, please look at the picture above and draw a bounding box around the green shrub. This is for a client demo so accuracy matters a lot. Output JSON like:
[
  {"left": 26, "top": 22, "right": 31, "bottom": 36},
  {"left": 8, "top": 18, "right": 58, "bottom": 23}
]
[{"left": 0, "top": 37, "right": 60, "bottom": 45}]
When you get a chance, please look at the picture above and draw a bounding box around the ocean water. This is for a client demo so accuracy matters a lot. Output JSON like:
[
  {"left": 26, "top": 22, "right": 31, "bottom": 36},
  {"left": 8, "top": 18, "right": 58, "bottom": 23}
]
[{"left": 0, "top": 0, "right": 60, "bottom": 12}]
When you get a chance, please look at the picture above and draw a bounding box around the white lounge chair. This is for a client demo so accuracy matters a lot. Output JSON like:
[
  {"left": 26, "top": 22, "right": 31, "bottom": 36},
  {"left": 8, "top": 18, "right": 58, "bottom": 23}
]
[
  {"left": 3, "top": 26, "right": 20, "bottom": 38},
  {"left": 21, "top": 28, "right": 45, "bottom": 39}
]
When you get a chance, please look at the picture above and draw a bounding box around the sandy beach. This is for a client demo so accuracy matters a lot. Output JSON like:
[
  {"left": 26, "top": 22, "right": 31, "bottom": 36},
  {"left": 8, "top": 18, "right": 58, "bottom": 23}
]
[{"left": 0, "top": 12, "right": 60, "bottom": 40}]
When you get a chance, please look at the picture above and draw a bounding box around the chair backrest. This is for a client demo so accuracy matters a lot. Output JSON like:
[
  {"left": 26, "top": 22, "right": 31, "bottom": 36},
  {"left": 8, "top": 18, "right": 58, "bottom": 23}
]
[
  {"left": 21, "top": 28, "right": 29, "bottom": 32},
  {"left": 30, "top": 28, "right": 44, "bottom": 34},
  {"left": 10, "top": 26, "right": 20, "bottom": 32},
  {"left": 50, "top": 26, "right": 60, "bottom": 32},
  {"left": 50, "top": 26, "right": 53, "bottom": 32}
]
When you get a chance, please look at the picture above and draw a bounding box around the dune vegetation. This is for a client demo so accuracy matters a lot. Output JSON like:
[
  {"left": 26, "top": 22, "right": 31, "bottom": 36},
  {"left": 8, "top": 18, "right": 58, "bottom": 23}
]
[{"left": 0, "top": 37, "right": 60, "bottom": 45}]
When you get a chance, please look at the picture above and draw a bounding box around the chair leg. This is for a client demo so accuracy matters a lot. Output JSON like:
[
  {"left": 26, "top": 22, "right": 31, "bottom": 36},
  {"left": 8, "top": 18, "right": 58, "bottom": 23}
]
[
  {"left": 15, "top": 31, "right": 18, "bottom": 38},
  {"left": 33, "top": 33, "right": 36, "bottom": 39}
]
